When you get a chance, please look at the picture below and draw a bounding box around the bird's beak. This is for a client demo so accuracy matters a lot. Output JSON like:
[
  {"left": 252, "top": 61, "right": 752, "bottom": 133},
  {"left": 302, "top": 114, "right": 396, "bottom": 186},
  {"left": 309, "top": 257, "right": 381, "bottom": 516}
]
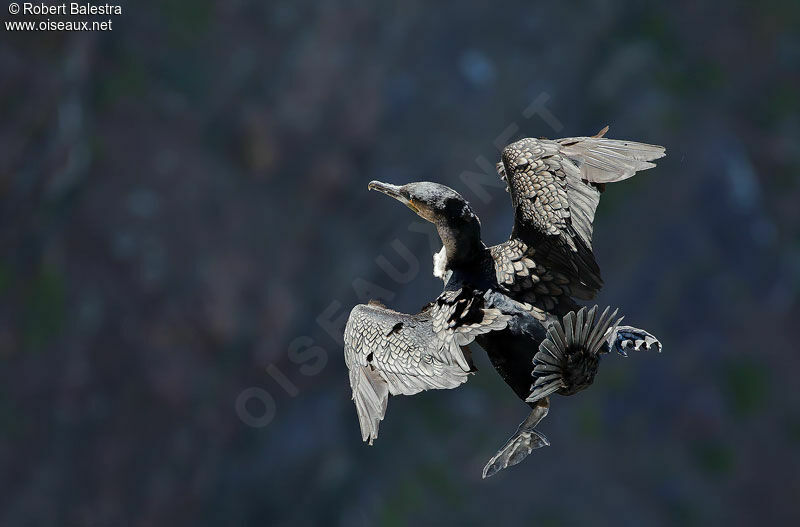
[
  {"left": 368, "top": 180, "right": 403, "bottom": 199},
  {"left": 368, "top": 181, "right": 418, "bottom": 212}
]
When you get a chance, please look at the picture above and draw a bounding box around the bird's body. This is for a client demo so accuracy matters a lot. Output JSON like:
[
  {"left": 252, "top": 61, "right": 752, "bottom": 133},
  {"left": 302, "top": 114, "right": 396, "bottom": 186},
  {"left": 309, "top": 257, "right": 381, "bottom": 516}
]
[{"left": 343, "top": 127, "right": 666, "bottom": 477}]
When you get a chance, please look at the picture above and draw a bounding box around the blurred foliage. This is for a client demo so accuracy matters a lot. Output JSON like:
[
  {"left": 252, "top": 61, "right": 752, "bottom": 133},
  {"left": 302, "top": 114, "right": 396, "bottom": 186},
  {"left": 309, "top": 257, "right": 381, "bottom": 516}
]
[
  {"left": 691, "top": 439, "right": 735, "bottom": 477},
  {"left": 23, "top": 265, "right": 66, "bottom": 352},
  {"left": 722, "top": 358, "right": 769, "bottom": 417}
]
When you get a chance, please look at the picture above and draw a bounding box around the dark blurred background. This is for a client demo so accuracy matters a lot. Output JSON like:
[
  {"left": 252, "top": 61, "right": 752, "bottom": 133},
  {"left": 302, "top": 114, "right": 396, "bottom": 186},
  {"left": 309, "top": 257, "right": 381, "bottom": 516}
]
[{"left": 1, "top": 0, "right": 799, "bottom": 525}]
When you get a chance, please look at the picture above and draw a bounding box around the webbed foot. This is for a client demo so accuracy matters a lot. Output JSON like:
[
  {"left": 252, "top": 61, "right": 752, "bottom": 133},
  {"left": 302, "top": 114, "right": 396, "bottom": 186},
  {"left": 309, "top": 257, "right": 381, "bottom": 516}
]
[
  {"left": 482, "top": 428, "right": 549, "bottom": 479},
  {"left": 607, "top": 325, "right": 662, "bottom": 356},
  {"left": 482, "top": 399, "right": 550, "bottom": 479}
]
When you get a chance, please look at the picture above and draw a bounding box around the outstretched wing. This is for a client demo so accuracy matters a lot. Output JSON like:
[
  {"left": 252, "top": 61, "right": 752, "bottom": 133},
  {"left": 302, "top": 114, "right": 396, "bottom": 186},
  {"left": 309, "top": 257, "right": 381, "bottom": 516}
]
[
  {"left": 494, "top": 127, "right": 665, "bottom": 302},
  {"left": 344, "top": 290, "right": 510, "bottom": 444},
  {"left": 490, "top": 238, "right": 576, "bottom": 318}
]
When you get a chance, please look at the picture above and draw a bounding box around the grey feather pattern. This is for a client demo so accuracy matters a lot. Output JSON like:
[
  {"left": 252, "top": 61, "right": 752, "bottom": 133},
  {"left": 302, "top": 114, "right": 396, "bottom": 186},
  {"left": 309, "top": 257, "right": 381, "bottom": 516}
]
[
  {"left": 343, "top": 290, "right": 511, "bottom": 444},
  {"left": 496, "top": 129, "right": 666, "bottom": 302},
  {"left": 558, "top": 137, "right": 666, "bottom": 182}
]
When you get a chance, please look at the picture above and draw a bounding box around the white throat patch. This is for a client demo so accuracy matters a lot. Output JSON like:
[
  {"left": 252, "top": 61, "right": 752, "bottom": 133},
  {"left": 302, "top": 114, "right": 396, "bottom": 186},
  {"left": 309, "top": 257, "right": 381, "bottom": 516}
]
[{"left": 432, "top": 246, "right": 447, "bottom": 279}]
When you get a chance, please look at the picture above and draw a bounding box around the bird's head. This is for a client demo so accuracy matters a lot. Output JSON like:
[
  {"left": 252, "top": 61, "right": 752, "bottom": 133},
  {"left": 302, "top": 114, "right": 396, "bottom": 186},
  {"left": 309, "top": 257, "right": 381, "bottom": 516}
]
[
  {"left": 367, "top": 180, "right": 485, "bottom": 275},
  {"left": 367, "top": 181, "right": 474, "bottom": 226}
]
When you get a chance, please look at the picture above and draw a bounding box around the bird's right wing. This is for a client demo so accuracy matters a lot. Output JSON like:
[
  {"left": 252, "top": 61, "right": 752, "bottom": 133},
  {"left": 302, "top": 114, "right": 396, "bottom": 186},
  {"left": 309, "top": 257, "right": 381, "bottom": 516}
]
[
  {"left": 495, "top": 128, "right": 665, "bottom": 303},
  {"left": 344, "top": 289, "right": 510, "bottom": 444}
]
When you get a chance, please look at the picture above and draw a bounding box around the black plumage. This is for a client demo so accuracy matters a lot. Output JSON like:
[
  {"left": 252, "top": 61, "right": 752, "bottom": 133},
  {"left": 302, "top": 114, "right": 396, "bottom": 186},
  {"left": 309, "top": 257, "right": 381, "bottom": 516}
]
[{"left": 343, "top": 128, "right": 666, "bottom": 477}]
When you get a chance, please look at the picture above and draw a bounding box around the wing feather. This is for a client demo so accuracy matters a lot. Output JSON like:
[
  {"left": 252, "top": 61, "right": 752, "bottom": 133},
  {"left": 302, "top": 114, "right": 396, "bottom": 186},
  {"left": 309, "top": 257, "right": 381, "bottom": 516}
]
[
  {"left": 493, "top": 128, "right": 665, "bottom": 303},
  {"left": 343, "top": 290, "right": 511, "bottom": 444}
]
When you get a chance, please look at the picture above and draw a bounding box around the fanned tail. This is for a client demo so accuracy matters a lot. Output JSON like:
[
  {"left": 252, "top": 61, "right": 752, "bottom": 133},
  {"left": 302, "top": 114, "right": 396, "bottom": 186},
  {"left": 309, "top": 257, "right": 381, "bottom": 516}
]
[{"left": 526, "top": 306, "right": 624, "bottom": 403}]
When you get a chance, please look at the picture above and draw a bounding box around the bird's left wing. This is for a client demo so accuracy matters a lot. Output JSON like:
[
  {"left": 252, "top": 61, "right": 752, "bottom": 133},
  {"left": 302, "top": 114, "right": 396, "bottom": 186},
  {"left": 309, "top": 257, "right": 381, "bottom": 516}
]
[{"left": 344, "top": 289, "right": 510, "bottom": 444}]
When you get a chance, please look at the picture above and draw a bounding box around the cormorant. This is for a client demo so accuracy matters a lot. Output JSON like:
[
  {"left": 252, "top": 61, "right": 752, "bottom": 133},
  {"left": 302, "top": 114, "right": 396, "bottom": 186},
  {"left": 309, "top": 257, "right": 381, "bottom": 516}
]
[{"left": 343, "top": 127, "right": 665, "bottom": 477}]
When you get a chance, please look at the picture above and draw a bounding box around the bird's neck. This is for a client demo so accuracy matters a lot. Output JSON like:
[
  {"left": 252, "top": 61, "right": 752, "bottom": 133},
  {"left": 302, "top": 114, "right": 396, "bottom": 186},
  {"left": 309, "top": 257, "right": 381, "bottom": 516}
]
[{"left": 435, "top": 216, "right": 487, "bottom": 274}]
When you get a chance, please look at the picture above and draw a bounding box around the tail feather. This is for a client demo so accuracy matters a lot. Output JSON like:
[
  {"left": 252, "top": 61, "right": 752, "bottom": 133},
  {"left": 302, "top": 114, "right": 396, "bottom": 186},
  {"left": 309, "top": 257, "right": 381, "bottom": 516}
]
[
  {"left": 587, "top": 306, "right": 622, "bottom": 352},
  {"left": 527, "top": 306, "right": 624, "bottom": 403}
]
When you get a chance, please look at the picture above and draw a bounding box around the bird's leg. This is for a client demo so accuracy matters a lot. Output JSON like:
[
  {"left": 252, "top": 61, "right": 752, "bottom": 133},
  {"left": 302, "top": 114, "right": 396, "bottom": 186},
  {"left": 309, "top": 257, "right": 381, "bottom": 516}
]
[
  {"left": 604, "top": 325, "right": 662, "bottom": 357},
  {"left": 482, "top": 398, "right": 550, "bottom": 479}
]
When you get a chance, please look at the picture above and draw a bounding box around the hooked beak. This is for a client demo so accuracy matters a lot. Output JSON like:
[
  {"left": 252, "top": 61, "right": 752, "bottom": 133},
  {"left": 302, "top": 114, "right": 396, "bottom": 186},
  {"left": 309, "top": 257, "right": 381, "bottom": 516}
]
[{"left": 368, "top": 180, "right": 419, "bottom": 213}]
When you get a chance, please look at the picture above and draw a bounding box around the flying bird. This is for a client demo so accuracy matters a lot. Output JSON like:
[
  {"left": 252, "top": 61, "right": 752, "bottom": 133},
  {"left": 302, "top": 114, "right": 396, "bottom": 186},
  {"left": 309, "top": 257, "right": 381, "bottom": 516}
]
[{"left": 343, "top": 127, "right": 665, "bottom": 477}]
